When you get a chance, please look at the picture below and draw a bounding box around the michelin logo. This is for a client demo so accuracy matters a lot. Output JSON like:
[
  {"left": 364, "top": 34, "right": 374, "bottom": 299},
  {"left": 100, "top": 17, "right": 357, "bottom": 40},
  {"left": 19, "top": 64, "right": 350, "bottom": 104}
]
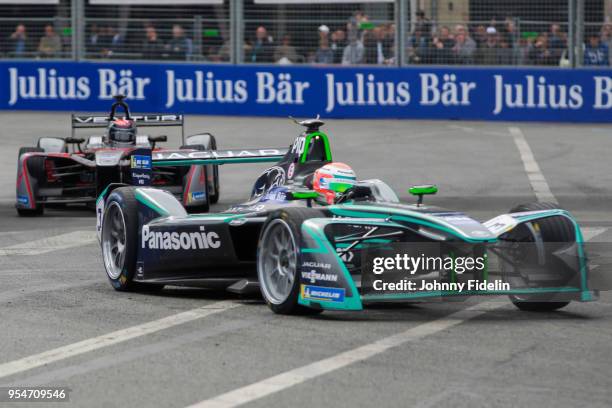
[
  {"left": 301, "top": 285, "right": 345, "bottom": 302},
  {"left": 191, "top": 191, "right": 205, "bottom": 201},
  {"left": 142, "top": 225, "right": 220, "bottom": 250}
]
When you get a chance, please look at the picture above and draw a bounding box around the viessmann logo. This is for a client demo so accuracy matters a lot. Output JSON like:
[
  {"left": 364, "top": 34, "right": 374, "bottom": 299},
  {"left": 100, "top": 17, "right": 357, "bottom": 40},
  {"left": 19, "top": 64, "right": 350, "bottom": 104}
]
[{"left": 141, "top": 225, "right": 221, "bottom": 250}]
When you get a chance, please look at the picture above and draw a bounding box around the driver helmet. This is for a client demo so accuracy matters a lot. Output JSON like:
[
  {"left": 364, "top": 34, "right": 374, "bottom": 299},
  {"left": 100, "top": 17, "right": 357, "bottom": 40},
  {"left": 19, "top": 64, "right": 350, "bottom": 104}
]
[
  {"left": 108, "top": 119, "right": 137, "bottom": 146},
  {"left": 313, "top": 162, "right": 357, "bottom": 204}
]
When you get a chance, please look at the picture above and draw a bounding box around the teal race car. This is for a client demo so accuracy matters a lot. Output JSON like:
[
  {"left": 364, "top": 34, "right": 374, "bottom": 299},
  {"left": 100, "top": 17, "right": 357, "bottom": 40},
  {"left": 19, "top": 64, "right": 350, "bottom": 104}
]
[{"left": 97, "top": 118, "right": 597, "bottom": 315}]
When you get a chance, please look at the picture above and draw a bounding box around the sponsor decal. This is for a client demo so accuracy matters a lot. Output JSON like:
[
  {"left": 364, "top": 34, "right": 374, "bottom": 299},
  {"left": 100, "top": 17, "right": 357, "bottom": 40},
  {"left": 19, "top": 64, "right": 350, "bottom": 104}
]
[
  {"left": 17, "top": 195, "right": 29, "bottom": 205},
  {"left": 153, "top": 149, "right": 283, "bottom": 161},
  {"left": 301, "top": 270, "right": 338, "bottom": 284},
  {"left": 301, "top": 285, "right": 345, "bottom": 302},
  {"left": 227, "top": 204, "right": 266, "bottom": 213},
  {"left": 131, "top": 155, "right": 151, "bottom": 169},
  {"left": 287, "top": 162, "right": 295, "bottom": 179},
  {"left": 337, "top": 248, "right": 354, "bottom": 263},
  {"left": 141, "top": 225, "right": 221, "bottom": 250},
  {"left": 136, "top": 261, "right": 144, "bottom": 279},
  {"left": 263, "top": 189, "right": 287, "bottom": 202},
  {"left": 191, "top": 191, "right": 205, "bottom": 201},
  {"left": 301, "top": 261, "right": 331, "bottom": 269},
  {"left": 4, "top": 63, "right": 612, "bottom": 122},
  {"left": 132, "top": 172, "right": 151, "bottom": 185}
]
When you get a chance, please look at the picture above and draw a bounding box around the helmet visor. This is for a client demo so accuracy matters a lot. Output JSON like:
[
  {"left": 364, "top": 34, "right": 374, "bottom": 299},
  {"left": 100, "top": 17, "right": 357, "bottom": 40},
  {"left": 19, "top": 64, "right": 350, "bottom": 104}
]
[
  {"left": 329, "top": 181, "right": 355, "bottom": 193},
  {"left": 112, "top": 129, "right": 135, "bottom": 142}
]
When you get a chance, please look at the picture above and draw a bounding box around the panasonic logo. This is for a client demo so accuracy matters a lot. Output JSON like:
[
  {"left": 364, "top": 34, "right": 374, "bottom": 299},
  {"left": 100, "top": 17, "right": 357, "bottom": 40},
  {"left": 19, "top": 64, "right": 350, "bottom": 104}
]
[{"left": 142, "top": 225, "right": 221, "bottom": 250}]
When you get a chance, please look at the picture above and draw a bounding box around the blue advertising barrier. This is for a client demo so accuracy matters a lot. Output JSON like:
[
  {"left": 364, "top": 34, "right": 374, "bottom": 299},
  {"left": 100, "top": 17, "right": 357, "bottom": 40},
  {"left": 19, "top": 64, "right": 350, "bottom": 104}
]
[{"left": 0, "top": 60, "right": 611, "bottom": 122}]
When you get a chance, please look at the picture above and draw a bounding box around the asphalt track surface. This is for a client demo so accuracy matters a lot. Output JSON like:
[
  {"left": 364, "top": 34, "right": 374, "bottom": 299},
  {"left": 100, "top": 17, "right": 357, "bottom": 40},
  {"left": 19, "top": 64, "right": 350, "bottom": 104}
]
[{"left": 0, "top": 113, "right": 610, "bottom": 408}]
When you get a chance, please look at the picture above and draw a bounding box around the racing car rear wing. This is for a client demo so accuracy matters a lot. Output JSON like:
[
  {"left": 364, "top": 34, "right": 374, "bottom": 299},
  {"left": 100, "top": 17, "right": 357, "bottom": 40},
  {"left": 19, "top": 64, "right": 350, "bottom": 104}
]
[
  {"left": 152, "top": 148, "right": 288, "bottom": 166},
  {"left": 71, "top": 114, "right": 185, "bottom": 140}
]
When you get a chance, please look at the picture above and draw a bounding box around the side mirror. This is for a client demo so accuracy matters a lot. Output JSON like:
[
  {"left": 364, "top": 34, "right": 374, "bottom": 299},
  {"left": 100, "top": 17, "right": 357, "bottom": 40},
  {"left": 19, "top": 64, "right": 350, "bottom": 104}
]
[
  {"left": 148, "top": 135, "right": 167, "bottom": 150},
  {"left": 64, "top": 137, "right": 85, "bottom": 144},
  {"left": 148, "top": 135, "right": 167, "bottom": 143},
  {"left": 409, "top": 185, "right": 438, "bottom": 206}
]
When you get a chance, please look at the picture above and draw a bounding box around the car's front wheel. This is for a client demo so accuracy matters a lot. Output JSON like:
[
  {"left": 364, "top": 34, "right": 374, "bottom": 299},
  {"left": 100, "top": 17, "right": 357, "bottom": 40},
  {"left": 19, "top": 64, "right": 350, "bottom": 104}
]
[
  {"left": 101, "top": 187, "right": 139, "bottom": 291},
  {"left": 257, "top": 208, "right": 324, "bottom": 315},
  {"left": 507, "top": 202, "right": 573, "bottom": 312}
]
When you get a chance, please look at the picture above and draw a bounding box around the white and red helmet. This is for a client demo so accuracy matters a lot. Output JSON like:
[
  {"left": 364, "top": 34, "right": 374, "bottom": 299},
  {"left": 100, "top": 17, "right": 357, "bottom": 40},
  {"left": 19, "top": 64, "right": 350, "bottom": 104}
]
[
  {"left": 108, "top": 118, "right": 137, "bottom": 145},
  {"left": 313, "top": 162, "right": 357, "bottom": 204}
]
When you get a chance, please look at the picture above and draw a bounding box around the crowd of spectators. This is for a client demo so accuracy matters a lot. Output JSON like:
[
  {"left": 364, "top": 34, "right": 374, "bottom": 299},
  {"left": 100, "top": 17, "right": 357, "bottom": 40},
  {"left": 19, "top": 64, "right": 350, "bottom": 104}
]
[
  {"left": 2, "top": 11, "right": 611, "bottom": 67},
  {"left": 3, "top": 23, "right": 64, "bottom": 58},
  {"left": 407, "top": 12, "right": 610, "bottom": 66},
  {"left": 87, "top": 23, "right": 193, "bottom": 60}
]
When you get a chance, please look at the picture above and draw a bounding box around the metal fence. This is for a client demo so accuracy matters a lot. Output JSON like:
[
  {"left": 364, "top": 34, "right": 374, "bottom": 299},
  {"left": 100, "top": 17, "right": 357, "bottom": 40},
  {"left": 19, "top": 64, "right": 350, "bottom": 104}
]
[{"left": 0, "top": 0, "right": 609, "bottom": 68}]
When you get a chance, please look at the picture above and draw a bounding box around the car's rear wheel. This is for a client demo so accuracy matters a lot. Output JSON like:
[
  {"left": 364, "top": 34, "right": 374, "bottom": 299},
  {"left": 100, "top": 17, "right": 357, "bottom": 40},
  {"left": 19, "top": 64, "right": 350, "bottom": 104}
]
[
  {"left": 257, "top": 208, "right": 324, "bottom": 315},
  {"left": 507, "top": 202, "right": 573, "bottom": 312}
]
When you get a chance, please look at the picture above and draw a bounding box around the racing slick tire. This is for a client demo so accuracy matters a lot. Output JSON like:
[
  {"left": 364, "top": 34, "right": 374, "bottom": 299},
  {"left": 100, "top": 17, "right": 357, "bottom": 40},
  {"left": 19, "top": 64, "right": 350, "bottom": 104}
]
[
  {"left": 507, "top": 202, "right": 573, "bottom": 312},
  {"left": 182, "top": 133, "right": 220, "bottom": 204},
  {"left": 257, "top": 208, "right": 325, "bottom": 315},
  {"left": 101, "top": 187, "right": 163, "bottom": 292},
  {"left": 17, "top": 147, "right": 44, "bottom": 216}
]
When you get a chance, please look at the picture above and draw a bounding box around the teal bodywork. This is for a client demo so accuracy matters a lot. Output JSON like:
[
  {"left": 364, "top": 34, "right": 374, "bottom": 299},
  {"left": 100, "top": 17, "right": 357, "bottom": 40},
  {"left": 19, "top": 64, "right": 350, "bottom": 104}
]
[{"left": 296, "top": 204, "right": 594, "bottom": 311}]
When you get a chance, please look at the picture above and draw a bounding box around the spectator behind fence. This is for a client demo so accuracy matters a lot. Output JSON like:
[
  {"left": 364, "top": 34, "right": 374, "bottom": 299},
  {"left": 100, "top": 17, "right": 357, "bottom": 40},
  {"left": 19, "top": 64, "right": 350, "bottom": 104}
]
[
  {"left": 8, "top": 24, "right": 28, "bottom": 58},
  {"left": 452, "top": 24, "right": 476, "bottom": 64},
  {"left": 528, "top": 35, "right": 556, "bottom": 65},
  {"left": 314, "top": 36, "right": 334, "bottom": 64},
  {"left": 549, "top": 24, "right": 566, "bottom": 62},
  {"left": 38, "top": 25, "right": 61, "bottom": 58},
  {"left": 501, "top": 18, "right": 520, "bottom": 64},
  {"left": 407, "top": 28, "right": 428, "bottom": 63},
  {"left": 87, "top": 24, "right": 102, "bottom": 57},
  {"left": 364, "top": 26, "right": 393, "bottom": 65},
  {"left": 142, "top": 25, "right": 164, "bottom": 60},
  {"left": 99, "top": 26, "right": 124, "bottom": 58},
  {"left": 473, "top": 25, "right": 487, "bottom": 48},
  {"left": 584, "top": 32, "right": 609, "bottom": 66},
  {"left": 431, "top": 26, "right": 454, "bottom": 64},
  {"left": 476, "top": 26, "right": 502, "bottom": 65},
  {"left": 248, "top": 26, "right": 274, "bottom": 63},
  {"left": 274, "top": 34, "right": 300, "bottom": 64},
  {"left": 414, "top": 10, "right": 432, "bottom": 39},
  {"left": 330, "top": 30, "right": 346, "bottom": 63},
  {"left": 342, "top": 30, "right": 364, "bottom": 65},
  {"left": 318, "top": 24, "right": 329, "bottom": 43},
  {"left": 600, "top": 23, "right": 612, "bottom": 65},
  {"left": 167, "top": 24, "right": 192, "bottom": 60}
]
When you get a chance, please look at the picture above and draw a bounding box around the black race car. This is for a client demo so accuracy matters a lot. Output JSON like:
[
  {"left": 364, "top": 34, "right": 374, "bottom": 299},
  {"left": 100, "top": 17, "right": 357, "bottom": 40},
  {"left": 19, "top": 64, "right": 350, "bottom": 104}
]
[
  {"left": 97, "top": 118, "right": 596, "bottom": 315},
  {"left": 16, "top": 96, "right": 219, "bottom": 216}
]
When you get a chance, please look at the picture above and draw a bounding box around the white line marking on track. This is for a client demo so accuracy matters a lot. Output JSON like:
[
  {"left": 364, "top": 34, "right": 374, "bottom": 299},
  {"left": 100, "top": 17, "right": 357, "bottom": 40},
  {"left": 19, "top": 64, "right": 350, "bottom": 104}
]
[
  {"left": 509, "top": 126, "right": 557, "bottom": 203},
  {"left": 186, "top": 301, "right": 505, "bottom": 408},
  {"left": 0, "top": 230, "right": 97, "bottom": 256},
  {"left": 0, "top": 300, "right": 240, "bottom": 380}
]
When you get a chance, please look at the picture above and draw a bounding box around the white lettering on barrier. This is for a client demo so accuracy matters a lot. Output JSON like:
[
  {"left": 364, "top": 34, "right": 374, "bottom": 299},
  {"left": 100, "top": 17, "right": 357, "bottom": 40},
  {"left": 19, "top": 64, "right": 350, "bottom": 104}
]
[
  {"left": 98, "top": 69, "right": 150, "bottom": 100},
  {"left": 492, "top": 75, "right": 584, "bottom": 115},
  {"left": 8, "top": 67, "right": 90, "bottom": 106},
  {"left": 165, "top": 70, "right": 248, "bottom": 108},
  {"left": 593, "top": 76, "right": 612, "bottom": 109},
  {"left": 325, "top": 73, "right": 410, "bottom": 113}
]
